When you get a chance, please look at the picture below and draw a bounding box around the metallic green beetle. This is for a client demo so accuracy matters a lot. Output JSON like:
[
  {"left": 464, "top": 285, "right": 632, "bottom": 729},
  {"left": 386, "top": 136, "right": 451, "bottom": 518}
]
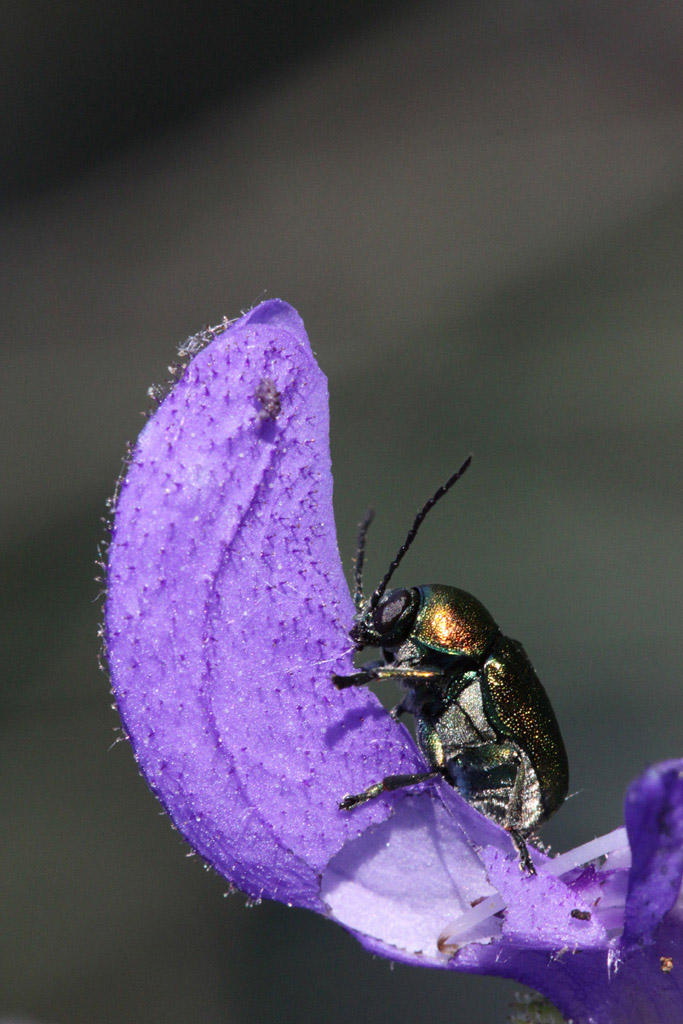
[{"left": 333, "top": 456, "right": 569, "bottom": 873}]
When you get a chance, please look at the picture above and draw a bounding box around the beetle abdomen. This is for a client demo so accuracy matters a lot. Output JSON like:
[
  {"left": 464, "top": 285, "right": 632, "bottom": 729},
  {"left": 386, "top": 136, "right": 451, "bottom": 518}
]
[{"left": 481, "top": 635, "right": 569, "bottom": 820}]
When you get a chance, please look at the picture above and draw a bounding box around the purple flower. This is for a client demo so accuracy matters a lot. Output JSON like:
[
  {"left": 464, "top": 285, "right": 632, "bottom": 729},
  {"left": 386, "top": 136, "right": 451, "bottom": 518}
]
[{"left": 105, "top": 300, "right": 683, "bottom": 1024}]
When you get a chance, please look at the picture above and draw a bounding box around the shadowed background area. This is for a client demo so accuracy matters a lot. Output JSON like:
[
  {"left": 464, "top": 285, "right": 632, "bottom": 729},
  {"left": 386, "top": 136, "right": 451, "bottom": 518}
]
[{"left": 1, "top": 1, "right": 682, "bottom": 1021}]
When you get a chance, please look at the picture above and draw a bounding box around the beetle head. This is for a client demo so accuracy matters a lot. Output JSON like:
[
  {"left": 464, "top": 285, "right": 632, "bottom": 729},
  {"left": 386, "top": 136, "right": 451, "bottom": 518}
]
[
  {"left": 350, "top": 587, "right": 419, "bottom": 650},
  {"left": 350, "top": 455, "right": 472, "bottom": 649}
]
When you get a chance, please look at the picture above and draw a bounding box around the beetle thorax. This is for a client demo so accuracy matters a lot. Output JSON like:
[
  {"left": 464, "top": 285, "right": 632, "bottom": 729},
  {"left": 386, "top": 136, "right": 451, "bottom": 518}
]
[{"left": 413, "top": 585, "right": 499, "bottom": 658}]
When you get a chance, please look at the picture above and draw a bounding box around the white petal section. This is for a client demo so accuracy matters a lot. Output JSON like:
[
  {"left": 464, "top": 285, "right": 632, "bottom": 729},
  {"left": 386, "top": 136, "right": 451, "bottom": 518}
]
[{"left": 321, "top": 793, "right": 501, "bottom": 962}]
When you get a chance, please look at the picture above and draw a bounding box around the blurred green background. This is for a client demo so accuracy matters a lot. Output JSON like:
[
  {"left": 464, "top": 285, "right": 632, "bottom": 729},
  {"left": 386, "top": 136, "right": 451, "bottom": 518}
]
[{"left": 2, "top": 2, "right": 682, "bottom": 1021}]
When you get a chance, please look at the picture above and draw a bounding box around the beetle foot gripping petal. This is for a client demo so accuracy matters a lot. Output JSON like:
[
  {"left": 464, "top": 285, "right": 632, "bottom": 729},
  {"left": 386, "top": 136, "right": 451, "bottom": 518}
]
[{"left": 506, "top": 828, "right": 537, "bottom": 875}]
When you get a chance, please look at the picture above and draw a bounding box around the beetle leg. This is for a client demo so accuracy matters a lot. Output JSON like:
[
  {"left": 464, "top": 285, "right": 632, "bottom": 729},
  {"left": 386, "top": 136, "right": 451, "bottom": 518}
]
[
  {"left": 506, "top": 827, "right": 536, "bottom": 875},
  {"left": 331, "top": 660, "right": 383, "bottom": 689},
  {"left": 389, "top": 699, "right": 409, "bottom": 721},
  {"left": 332, "top": 664, "right": 443, "bottom": 689},
  {"left": 340, "top": 770, "right": 440, "bottom": 810},
  {"left": 373, "top": 665, "right": 444, "bottom": 681},
  {"left": 445, "top": 743, "right": 537, "bottom": 874},
  {"left": 503, "top": 757, "right": 538, "bottom": 875}
]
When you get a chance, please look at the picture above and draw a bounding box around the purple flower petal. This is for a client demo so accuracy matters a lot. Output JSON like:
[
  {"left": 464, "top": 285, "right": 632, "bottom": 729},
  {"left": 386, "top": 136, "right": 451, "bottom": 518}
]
[
  {"left": 106, "top": 299, "right": 423, "bottom": 910},
  {"left": 107, "top": 300, "right": 683, "bottom": 1024},
  {"left": 450, "top": 767, "right": 683, "bottom": 1023},
  {"left": 623, "top": 759, "right": 683, "bottom": 949},
  {"left": 479, "top": 846, "right": 608, "bottom": 951},
  {"left": 456, "top": 936, "right": 683, "bottom": 1024}
]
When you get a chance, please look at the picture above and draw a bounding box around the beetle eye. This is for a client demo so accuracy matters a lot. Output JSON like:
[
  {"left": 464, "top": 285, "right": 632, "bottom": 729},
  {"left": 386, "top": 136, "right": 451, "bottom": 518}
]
[{"left": 373, "top": 588, "right": 413, "bottom": 636}]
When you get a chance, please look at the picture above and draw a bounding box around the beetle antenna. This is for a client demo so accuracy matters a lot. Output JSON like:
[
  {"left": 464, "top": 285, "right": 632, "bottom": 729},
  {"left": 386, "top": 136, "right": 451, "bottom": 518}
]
[
  {"left": 353, "top": 507, "right": 375, "bottom": 610},
  {"left": 369, "top": 454, "right": 472, "bottom": 611}
]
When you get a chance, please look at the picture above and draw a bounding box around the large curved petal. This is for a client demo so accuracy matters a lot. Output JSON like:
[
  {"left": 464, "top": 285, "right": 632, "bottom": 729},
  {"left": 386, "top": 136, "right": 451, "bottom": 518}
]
[{"left": 105, "top": 299, "right": 424, "bottom": 910}]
